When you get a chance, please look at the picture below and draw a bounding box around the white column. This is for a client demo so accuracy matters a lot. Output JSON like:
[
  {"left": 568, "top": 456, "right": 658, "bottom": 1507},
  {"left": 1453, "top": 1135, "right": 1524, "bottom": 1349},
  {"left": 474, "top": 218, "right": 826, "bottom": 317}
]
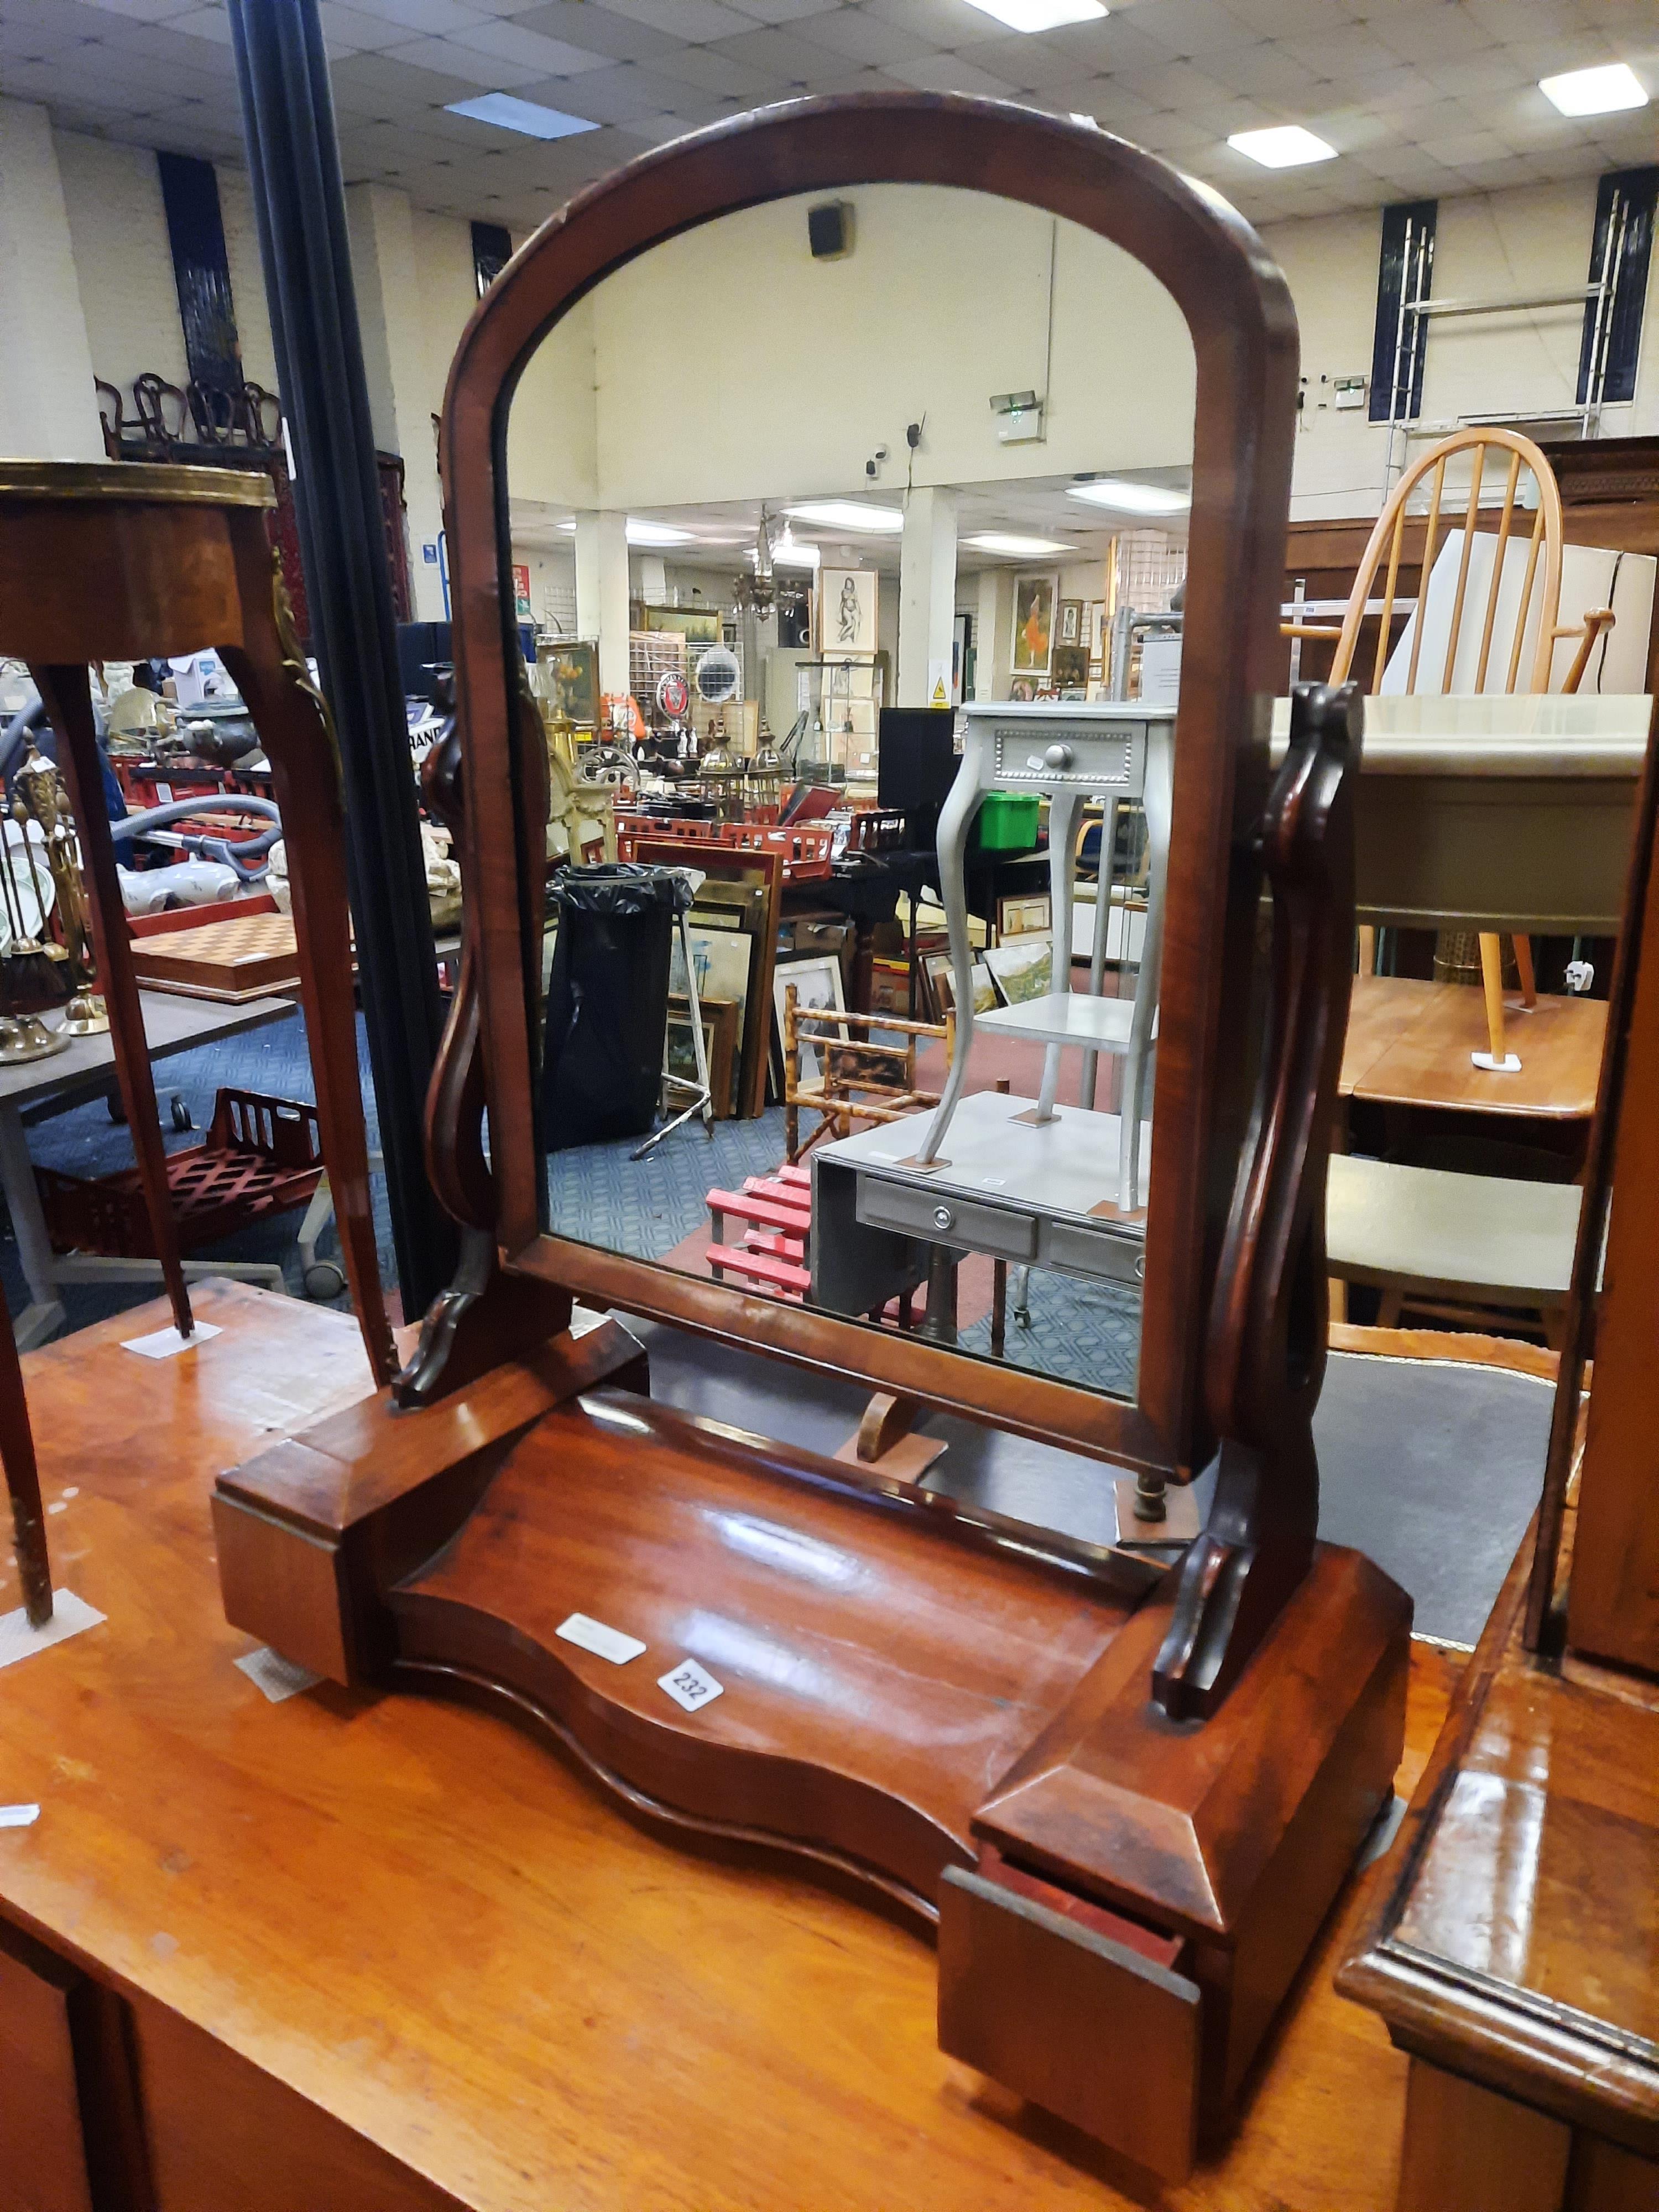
[
  {"left": 575, "top": 510, "right": 630, "bottom": 697},
  {"left": 975, "top": 568, "right": 1014, "bottom": 701},
  {"left": 345, "top": 182, "right": 446, "bottom": 620},
  {"left": 0, "top": 101, "right": 103, "bottom": 462},
  {"left": 896, "top": 486, "right": 958, "bottom": 707}
]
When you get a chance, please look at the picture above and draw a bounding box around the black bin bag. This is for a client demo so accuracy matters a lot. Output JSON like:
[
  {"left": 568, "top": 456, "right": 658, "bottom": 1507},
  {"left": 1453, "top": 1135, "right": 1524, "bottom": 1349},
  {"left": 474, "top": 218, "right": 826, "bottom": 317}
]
[{"left": 540, "top": 863, "right": 691, "bottom": 1150}]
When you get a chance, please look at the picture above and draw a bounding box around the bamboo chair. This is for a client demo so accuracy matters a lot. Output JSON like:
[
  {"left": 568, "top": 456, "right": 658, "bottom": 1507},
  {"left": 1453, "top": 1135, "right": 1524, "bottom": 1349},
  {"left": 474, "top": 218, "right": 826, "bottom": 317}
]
[
  {"left": 1286, "top": 425, "right": 1615, "bottom": 1068},
  {"left": 782, "top": 984, "right": 947, "bottom": 1164}
]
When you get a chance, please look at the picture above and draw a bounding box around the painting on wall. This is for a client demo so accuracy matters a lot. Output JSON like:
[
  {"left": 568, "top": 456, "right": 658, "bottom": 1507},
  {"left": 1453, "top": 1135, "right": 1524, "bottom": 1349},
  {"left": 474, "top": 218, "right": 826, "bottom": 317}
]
[
  {"left": 644, "top": 604, "right": 722, "bottom": 645},
  {"left": 1057, "top": 598, "right": 1083, "bottom": 647},
  {"left": 542, "top": 640, "right": 599, "bottom": 732},
  {"left": 820, "top": 568, "right": 878, "bottom": 657},
  {"left": 1011, "top": 575, "right": 1056, "bottom": 672},
  {"left": 1051, "top": 643, "right": 1089, "bottom": 692}
]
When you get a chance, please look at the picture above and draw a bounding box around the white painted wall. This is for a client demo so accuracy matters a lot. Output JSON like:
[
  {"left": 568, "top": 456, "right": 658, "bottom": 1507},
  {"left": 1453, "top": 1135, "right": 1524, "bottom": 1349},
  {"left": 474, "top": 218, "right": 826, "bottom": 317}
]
[
  {"left": 1264, "top": 178, "right": 1659, "bottom": 521},
  {"left": 0, "top": 101, "right": 103, "bottom": 461},
  {"left": 559, "top": 184, "right": 1197, "bottom": 512}
]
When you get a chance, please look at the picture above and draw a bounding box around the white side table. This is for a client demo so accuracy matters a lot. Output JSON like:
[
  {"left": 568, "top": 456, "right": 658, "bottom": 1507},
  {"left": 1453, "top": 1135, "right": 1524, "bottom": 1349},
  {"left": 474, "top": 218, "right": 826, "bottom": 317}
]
[{"left": 915, "top": 702, "right": 1174, "bottom": 1213}]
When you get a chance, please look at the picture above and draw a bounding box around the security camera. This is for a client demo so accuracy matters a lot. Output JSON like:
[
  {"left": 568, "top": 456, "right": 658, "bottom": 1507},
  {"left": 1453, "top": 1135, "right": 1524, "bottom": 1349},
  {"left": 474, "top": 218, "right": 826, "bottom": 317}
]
[{"left": 865, "top": 445, "right": 889, "bottom": 481}]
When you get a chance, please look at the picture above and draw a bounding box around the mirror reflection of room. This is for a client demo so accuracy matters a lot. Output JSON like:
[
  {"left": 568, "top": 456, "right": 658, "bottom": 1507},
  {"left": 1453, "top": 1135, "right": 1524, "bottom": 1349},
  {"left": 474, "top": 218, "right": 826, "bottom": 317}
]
[{"left": 504, "top": 185, "right": 1197, "bottom": 1404}]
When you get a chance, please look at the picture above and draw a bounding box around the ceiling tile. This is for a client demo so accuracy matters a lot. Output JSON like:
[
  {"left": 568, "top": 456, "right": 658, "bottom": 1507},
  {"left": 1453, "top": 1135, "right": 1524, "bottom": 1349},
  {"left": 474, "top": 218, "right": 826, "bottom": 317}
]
[
  {"left": 514, "top": 2, "right": 682, "bottom": 58},
  {"left": 319, "top": 2, "right": 414, "bottom": 50},
  {"left": 721, "top": 0, "right": 844, "bottom": 19},
  {"left": 327, "top": 46, "right": 491, "bottom": 100},
  {"left": 72, "top": 0, "right": 203, "bottom": 20},
  {"left": 951, "top": 32, "right": 1090, "bottom": 92},
  {"left": 1118, "top": 0, "right": 1264, "bottom": 60},
  {"left": 382, "top": 34, "right": 551, "bottom": 82},
  {"left": 648, "top": 42, "right": 783, "bottom": 96},
  {"left": 881, "top": 49, "right": 1015, "bottom": 95},
  {"left": 859, "top": 0, "right": 979, "bottom": 45},
  {"left": 1222, "top": 0, "right": 1364, "bottom": 32},
  {"left": 347, "top": 0, "right": 491, "bottom": 28},
  {"left": 1418, "top": 124, "right": 1513, "bottom": 166},
  {"left": 1110, "top": 56, "right": 1234, "bottom": 108},
  {"left": 1372, "top": 4, "right": 1507, "bottom": 66},
  {"left": 706, "top": 21, "right": 868, "bottom": 77},
  {"left": 1042, "top": 17, "right": 1167, "bottom": 71},
  {"left": 1067, "top": 76, "right": 1163, "bottom": 131},
  {"left": 447, "top": 17, "right": 614, "bottom": 70},
  {"left": 786, "top": 8, "right": 934, "bottom": 66},
  {"left": 592, "top": 0, "right": 758, "bottom": 40},
  {"left": 1204, "top": 41, "right": 1322, "bottom": 100}
]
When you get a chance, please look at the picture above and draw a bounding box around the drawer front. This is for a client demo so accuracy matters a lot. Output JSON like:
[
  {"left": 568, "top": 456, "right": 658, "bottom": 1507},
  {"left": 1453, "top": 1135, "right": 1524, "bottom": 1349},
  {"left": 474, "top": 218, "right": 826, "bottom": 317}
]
[
  {"left": 1042, "top": 1216, "right": 1146, "bottom": 1286},
  {"left": 990, "top": 723, "right": 1147, "bottom": 790},
  {"left": 0, "top": 1924, "right": 95, "bottom": 2212},
  {"left": 856, "top": 1176, "right": 1037, "bottom": 1263},
  {"left": 938, "top": 1865, "right": 1201, "bottom": 2184}
]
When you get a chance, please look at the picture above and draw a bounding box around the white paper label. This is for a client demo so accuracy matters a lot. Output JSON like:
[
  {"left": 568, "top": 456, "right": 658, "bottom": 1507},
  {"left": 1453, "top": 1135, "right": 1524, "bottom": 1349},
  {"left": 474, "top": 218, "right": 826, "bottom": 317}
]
[
  {"left": 556, "top": 1612, "right": 645, "bottom": 1666},
  {"left": 235, "top": 1646, "right": 322, "bottom": 1703},
  {"left": 0, "top": 1589, "right": 106, "bottom": 1672},
  {"left": 0, "top": 1804, "right": 40, "bottom": 1828},
  {"left": 658, "top": 1658, "right": 723, "bottom": 1713},
  {"left": 122, "top": 1321, "right": 222, "bottom": 1361}
]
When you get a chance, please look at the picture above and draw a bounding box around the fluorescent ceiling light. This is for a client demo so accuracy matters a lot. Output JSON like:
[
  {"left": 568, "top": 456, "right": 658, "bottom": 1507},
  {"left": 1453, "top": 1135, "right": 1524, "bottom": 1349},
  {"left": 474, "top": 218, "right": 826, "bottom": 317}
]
[
  {"left": 1227, "top": 124, "right": 1337, "bottom": 169},
  {"left": 963, "top": 0, "right": 1107, "bottom": 30},
  {"left": 1067, "top": 479, "right": 1190, "bottom": 515},
  {"left": 964, "top": 532, "right": 1077, "bottom": 557},
  {"left": 752, "top": 533, "right": 820, "bottom": 570},
  {"left": 786, "top": 500, "right": 905, "bottom": 535},
  {"left": 445, "top": 93, "right": 598, "bottom": 141},
  {"left": 1538, "top": 62, "right": 1648, "bottom": 117},
  {"left": 555, "top": 518, "right": 695, "bottom": 545}
]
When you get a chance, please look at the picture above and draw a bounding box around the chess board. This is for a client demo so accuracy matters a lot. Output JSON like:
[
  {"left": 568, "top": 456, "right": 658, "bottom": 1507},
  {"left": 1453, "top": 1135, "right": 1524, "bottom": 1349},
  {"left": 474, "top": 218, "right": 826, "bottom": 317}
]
[{"left": 130, "top": 913, "right": 301, "bottom": 1002}]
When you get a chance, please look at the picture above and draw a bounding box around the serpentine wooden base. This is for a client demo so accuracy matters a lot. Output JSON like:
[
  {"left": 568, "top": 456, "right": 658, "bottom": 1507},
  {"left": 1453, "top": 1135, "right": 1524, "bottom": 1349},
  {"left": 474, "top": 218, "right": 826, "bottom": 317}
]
[{"left": 214, "top": 1352, "right": 1411, "bottom": 2180}]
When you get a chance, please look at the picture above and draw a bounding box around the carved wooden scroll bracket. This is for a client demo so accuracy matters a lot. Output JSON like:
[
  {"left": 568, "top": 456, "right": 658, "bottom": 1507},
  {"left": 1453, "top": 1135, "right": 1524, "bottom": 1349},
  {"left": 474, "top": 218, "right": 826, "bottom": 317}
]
[{"left": 1154, "top": 682, "right": 1363, "bottom": 1720}]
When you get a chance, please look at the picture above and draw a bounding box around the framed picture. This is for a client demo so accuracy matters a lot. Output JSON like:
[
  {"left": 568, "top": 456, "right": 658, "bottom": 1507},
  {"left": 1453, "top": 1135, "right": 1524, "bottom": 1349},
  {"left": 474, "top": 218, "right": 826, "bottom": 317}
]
[
  {"left": 997, "top": 891, "right": 1051, "bottom": 941},
  {"left": 639, "top": 837, "right": 783, "bottom": 1119},
  {"left": 820, "top": 568, "right": 878, "bottom": 657},
  {"left": 542, "top": 640, "right": 598, "bottom": 732},
  {"left": 1051, "top": 643, "right": 1089, "bottom": 692},
  {"left": 511, "top": 562, "right": 533, "bottom": 621},
  {"left": 1008, "top": 674, "right": 1039, "bottom": 704},
  {"left": 1088, "top": 601, "right": 1107, "bottom": 661},
  {"left": 1011, "top": 574, "right": 1056, "bottom": 672},
  {"left": 667, "top": 993, "right": 739, "bottom": 1119},
  {"left": 774, "top": 954, "right": 847, "bottom": 1086},
  {"left": 644, "top": 604, "right": 722, "bottom": 645},
  {"left": 924, "top": 952, "right": 997, "bottom": 1020},
  {"left": 1057, "top": 598, "right": 1083, "bottom": 648},
  {"left": 983, "top": 937, "right": 1053, "bottom": 1005}
]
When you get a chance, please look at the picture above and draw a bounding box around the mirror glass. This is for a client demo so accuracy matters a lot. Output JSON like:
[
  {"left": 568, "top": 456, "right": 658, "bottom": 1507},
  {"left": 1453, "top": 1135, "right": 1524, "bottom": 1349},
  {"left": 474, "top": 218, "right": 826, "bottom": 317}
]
[{"left": 502, "top": 183, "right": 1196, "bottom": 1408}]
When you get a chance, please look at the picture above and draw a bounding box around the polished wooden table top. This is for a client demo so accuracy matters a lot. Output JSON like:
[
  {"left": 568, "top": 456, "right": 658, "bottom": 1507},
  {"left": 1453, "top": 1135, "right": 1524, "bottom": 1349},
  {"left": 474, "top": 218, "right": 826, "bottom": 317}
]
[
  {"left": 0, "top": 1283, "right": 1457, "bottom": 2212},
  {"left": 1340, "top": 974, "right": 1607, "bottom": 1120}
]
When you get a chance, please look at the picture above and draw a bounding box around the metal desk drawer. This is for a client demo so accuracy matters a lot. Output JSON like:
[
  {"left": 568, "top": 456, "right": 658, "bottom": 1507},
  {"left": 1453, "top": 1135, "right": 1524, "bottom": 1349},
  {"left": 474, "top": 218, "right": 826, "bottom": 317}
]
[
  {"left": 855, "top": 1176, "right": 1038, "bottom": 1263},
  {"left": 1042, "top": 1216, "right": 1145, "bottom": 1286}
]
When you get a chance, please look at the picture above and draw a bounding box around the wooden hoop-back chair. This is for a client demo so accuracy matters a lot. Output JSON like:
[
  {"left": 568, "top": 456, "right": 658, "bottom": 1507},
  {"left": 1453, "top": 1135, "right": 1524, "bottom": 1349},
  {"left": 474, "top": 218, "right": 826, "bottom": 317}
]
[{"left": 1290, "top": 426, "right": 1615, "bottom": 1068}]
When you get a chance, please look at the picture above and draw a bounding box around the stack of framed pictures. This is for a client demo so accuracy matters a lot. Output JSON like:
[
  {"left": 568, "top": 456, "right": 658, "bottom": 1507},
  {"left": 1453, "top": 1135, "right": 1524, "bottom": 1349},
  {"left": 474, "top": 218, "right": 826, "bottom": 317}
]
[{"left": 639, "top": 837, "right": 782, "bottom": 1120}]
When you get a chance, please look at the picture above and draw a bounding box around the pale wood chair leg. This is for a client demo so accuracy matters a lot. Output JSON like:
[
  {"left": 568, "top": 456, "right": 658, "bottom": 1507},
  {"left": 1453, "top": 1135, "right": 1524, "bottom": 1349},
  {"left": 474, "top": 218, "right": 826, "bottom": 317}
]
[
  {"left": 1513, "top": 932, "right": 1537, "bottom": 1008},
  {"left": 1477, "top": 933, "right": 1512, "bottom": 1068},
  {"left": 33, "top": 661, "right": 193, "bottom": 1340},
  {"left": 1357, "top": 923, "right": 1377, "bottom": 977},
  {"left": 1377, "top": 1288, "right": 1403, "bottom": 1329}
]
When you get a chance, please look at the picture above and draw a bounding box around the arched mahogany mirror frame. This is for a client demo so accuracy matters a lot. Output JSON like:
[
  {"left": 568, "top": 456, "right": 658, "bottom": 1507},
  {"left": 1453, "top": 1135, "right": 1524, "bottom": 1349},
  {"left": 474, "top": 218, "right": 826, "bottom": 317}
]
[{"left": 437, "top": 92, "right": 1298, "bottom": 1485}]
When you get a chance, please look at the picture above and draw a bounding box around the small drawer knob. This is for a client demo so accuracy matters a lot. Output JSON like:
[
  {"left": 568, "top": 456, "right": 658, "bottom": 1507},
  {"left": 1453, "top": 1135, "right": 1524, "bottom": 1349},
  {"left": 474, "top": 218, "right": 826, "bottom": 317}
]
[
  {"left": 932, "top": 1205, "right": 954, "bottom": 1230},
  {"left": 1043, "top": 742, "right": 1074, "bottom": 769}
]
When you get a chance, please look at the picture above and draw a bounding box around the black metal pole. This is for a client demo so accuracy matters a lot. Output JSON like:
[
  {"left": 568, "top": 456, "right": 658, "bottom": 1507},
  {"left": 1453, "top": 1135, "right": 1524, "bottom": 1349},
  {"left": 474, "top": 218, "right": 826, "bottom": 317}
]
[{"left": 226, "top": 0, "right": 456, "bottom": 1317}]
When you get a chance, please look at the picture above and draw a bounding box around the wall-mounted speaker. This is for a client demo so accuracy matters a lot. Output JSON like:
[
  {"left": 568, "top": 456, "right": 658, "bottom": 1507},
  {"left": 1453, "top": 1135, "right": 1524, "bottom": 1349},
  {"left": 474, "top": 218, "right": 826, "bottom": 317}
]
[{"left": 808, "top": 201, "right": 854, "bottom": 261}]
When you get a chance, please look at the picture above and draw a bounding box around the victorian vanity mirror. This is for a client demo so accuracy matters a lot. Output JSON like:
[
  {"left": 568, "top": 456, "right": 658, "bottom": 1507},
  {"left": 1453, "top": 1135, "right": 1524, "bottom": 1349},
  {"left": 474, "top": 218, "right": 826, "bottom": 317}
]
[{"left": 215, "top": 96, "right": 1410, "bottom": 2184}]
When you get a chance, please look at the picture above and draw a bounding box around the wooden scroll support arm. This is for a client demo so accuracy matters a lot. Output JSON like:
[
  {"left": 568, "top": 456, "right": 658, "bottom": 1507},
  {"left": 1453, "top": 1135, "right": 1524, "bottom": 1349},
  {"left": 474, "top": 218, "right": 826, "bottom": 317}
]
[
  {"left": 219, "top": 550, "right": 398, "bottom": 1389},
  {"left": 33, "top": 662, "right": 193, "bottom": 1340},
  {"left": 1154, "top": 682, "right": 1362, "bottom": 1721},
  {"left": 393, "top": 683, "right": 571, "bottom": 1408}
]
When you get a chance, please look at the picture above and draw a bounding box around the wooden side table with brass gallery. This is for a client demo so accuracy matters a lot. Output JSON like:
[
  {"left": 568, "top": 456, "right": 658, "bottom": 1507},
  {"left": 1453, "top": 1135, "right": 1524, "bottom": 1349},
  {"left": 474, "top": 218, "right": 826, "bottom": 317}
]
[{"left": 0, "top": 460, "right": 393, "bottom": 1391}]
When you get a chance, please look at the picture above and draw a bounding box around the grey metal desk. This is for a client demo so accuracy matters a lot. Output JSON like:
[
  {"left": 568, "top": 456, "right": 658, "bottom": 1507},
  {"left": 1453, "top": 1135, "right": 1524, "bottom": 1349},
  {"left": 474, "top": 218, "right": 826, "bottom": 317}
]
[
  {"left": 812, "top": 1087, "right": 1151, "bottom": 1321},
  {"left": 0, "top": 989, "right": 294, "bottom": 1347}
]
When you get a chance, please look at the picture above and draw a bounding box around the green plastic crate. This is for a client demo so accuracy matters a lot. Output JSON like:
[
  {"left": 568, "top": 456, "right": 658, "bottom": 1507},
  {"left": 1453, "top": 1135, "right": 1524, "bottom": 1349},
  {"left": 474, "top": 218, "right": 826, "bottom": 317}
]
[{"left": 971, "top": 791, "right": 1040, "bottom": 853}]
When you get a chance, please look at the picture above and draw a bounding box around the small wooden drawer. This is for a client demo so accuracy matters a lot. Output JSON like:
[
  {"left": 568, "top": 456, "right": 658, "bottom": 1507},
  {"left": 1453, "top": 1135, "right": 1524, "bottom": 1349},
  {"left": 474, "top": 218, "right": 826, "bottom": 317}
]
[
  {"left": 937, "top": 1859, "right": 1201, "bottom": 2183},
  {"left": 855, "top": 1176, "right": 1038, "bottom": 1262},
  {"left": 0, "top": 1918, "right": 96, "bottom": 2212}
]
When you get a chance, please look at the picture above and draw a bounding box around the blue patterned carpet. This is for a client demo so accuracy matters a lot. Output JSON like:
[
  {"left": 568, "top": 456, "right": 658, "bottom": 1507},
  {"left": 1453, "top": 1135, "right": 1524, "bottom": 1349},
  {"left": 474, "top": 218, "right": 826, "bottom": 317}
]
[{"left": 0, "top": 1006, "right": 390, "bottom": 1338}]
